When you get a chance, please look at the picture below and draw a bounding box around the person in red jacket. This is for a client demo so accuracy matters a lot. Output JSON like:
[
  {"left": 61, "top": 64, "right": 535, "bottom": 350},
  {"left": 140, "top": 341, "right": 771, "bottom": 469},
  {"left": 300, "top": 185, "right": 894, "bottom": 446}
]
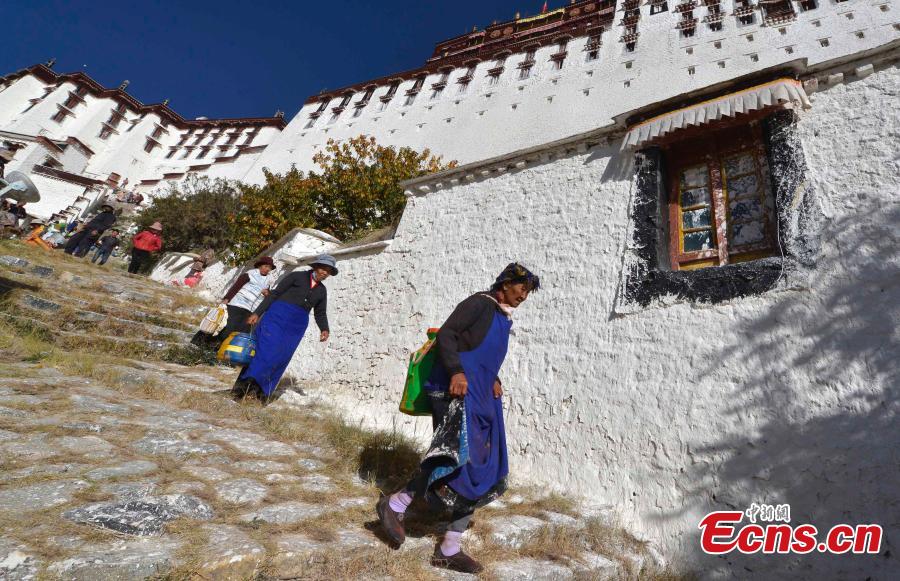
[{"left": 128, "top": 222, "right": 163, "bottom": 274}]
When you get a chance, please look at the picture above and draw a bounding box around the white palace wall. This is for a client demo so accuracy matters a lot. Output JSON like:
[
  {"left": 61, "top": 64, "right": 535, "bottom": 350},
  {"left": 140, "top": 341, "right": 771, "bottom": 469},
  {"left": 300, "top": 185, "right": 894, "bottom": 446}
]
[
  {"left": 245, "top": 1, "right": 899, "bottom": 183},
  {"left": 282, "top": 64, "right": 899, "bottom": 577}
]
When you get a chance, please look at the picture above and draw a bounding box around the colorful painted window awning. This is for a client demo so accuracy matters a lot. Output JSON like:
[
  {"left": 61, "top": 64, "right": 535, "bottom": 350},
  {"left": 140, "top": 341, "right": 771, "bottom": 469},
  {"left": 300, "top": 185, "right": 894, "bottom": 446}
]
[{"left": 621, "top": 78, "right": 810, "bottom": 150}]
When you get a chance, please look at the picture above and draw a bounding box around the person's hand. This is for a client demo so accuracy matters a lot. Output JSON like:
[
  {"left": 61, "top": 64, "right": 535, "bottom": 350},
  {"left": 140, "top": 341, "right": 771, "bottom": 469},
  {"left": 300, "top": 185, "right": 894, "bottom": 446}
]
[
  {"left": 493, "top": 380, "right": 503, "bottom": 399},
  {"left": 246, "top": 314, "right": 260, "bottom": 326},
  {"left": 449, "top": 373, "right": 468, "bottom": 398},
  {"left": 261, "top": 289, "right": 271, "bottom": 297},
  {"left": 320, "top": 330, "right": 330, "bottom": 342}
]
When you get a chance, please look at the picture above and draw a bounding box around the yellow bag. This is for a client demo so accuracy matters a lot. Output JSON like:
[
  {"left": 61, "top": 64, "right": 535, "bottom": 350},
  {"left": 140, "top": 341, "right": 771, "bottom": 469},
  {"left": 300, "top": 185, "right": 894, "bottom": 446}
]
[{"left": 198, "top": 305, "right": 228, "bottom": 335}]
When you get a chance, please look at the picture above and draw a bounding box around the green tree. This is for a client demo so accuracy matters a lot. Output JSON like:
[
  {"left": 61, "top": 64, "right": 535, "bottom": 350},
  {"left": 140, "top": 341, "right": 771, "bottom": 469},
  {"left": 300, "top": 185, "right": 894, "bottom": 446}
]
[
  {"left": 135, "top": 175, "right": 241, "bottom": 255},
  {"left": 227, "top": 167, "right": 317, "bottom": 266},
  {"left": 310, "top": 136, "right": 455, "bottom": 239},
  {"left": 227, "top": 136, "right": 455, "bottom": 265}
]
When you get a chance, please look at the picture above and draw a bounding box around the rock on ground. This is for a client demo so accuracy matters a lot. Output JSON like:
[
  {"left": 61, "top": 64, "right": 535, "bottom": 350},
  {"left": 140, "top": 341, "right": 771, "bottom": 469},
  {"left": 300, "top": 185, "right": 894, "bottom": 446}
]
[
  {"left": 214, "top": 478, "right": 268, "bottom": 505},
  {"left": 0, "top": 537, "right": 40, "bottom": 581},
  {"left": 271, "top": 534, "right": 326, "bottom": 577},
  {"left": 239, "top": 501, "right": 327, "bottom": 525},
  {"left": 0, "top": 480, "right": 90, "bottom": 512},
  {"left": 487, "top": 515, "right": 547, "bottom": 549},
  {"left": 195, "top": 524, "right": 265, "bottom": 580},
  {"left": 85, "top": 460, "right": 158, "bottom": 481},
  {"left": 132, "top": 434, "right": 223, "bottom": 458},
  {"left": 205, "top": 428, "right": 296, "bottom": 457},
  {"left": 47, "top": 538, "right": 181, "bottom": 581},
  {"left": 182, "top": 465, "right": 231, "bottom": 482},
  {"left": 232, "top": 459, "right": 291, "bottom": 474},
  {"left": 491, "top": 558, "right": 574, "bottom": 581},
  {"left": 63, "top": 495, "right": 213, "bottom": 536}
]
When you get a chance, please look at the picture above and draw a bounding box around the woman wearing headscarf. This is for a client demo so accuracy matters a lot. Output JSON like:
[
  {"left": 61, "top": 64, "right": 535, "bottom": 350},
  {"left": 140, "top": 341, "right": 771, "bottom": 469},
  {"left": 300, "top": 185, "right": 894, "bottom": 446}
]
[
  {"left": 233, "top": 254, "right": 337, "bottom": 403},
  {"left": 191, "top": 256, "right": 277, "bottom": 349},
  {"left": 377, "top": 263, "right": 541, "bottom": 574}
]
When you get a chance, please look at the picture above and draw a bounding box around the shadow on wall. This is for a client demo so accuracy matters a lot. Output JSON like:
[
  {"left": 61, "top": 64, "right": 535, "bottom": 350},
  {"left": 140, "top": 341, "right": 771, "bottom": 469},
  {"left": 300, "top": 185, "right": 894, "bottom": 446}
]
[{"left": 683, "top": 206, "right": 899, "bottom": 577}]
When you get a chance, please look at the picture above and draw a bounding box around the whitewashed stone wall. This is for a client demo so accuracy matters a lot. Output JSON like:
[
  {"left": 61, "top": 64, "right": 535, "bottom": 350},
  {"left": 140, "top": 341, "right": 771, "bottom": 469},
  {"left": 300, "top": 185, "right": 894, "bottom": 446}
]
[
  {"left": 284, "top": 65, "right": 899, "bottom": 578},
  {"left": 149, "top": 228, "right": 339, "bottom": 301},
  {"left": 245, "top": 2, "right": 899, "bottom": 184}
]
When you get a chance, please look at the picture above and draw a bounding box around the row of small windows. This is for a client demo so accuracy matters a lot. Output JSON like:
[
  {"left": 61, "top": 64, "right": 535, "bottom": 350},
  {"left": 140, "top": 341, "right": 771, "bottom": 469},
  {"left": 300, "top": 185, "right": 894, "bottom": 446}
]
[
  {"left": 34, "top": 84, "right": 258, "bottom": 156},
  {"left": 306, "top": 36, "right": 606, "bottom": 129},
  {"left": 163, "top": 131, "right": 259, "bottom": 159}
]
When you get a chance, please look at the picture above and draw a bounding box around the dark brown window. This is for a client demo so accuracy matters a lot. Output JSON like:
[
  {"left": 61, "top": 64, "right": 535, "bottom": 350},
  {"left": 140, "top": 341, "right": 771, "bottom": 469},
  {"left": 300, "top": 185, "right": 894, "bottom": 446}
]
[
  {"left": 166, "top": 148, "right": 178, "bottom": 159},
  {"left": 51, "top": 109, "right": 67, "bottom": 123},
  {"left": 144, "top": 139, "right": 158, "bottom": 153},
  {"left": 664, "top": 122, "right": 777, "bottom": 270},
  {"left": 585, "top": 35, "right": 602, "bottom": 61},
  {"left": 761, "top": 0, "right": 795, "bottom": 23},
  {"left": 379, "top": 82, "right": 400, "bottom": 110},
  {"left": 99, "top": 127, "right": 113, "bottom": 140}
]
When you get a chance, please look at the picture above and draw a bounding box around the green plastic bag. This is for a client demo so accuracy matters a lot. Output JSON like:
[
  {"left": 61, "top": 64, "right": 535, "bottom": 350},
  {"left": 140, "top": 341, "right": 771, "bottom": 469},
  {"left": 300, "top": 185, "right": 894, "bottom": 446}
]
[{"left": 399, "top": 328, "right": 440, "bottom": 416}]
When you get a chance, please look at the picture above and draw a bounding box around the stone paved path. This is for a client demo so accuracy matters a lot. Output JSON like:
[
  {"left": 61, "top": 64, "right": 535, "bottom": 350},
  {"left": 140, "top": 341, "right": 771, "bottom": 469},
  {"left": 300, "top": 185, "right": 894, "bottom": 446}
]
[{"left": 0, "top": 245, "right": 670, "bottom": 580}]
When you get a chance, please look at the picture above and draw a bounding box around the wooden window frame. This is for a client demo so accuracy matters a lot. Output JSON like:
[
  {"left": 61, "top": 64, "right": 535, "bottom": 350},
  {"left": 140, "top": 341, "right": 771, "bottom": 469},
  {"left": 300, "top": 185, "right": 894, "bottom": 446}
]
[{"left": 663, "top": 117, "right": 778, "bottom": 271}]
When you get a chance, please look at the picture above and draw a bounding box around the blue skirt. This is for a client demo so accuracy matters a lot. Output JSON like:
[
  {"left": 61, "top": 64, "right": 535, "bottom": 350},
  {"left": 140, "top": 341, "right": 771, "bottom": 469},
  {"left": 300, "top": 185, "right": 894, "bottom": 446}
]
[{"left": 239, "top": 300, "right": 309, "bottom": 396}]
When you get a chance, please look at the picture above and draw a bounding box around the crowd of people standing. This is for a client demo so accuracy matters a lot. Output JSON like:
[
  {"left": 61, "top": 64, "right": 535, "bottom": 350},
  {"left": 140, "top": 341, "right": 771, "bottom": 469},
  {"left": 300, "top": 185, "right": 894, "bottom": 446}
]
[{"left": 5, "top": 200, "right": 166, "bottom": 275}]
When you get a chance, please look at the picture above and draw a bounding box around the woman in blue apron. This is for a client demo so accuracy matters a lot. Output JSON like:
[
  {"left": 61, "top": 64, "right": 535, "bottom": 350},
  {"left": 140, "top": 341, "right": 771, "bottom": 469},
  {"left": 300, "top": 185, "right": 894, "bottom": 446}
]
[
  {"left": 234, "top": 254, "right": 337, "bottom": 404},
  {"left": 377, "top": 263, "right": 541, "bottom": 574}
]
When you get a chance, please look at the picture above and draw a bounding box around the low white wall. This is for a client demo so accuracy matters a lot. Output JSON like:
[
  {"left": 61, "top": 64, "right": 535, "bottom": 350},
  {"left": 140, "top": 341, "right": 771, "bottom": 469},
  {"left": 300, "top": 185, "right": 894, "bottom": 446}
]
[
  {"left": 149, "top": 228, "right": 341, "bottom": 301},
  {"left": 284, "top": 65, "right": 899, "bottom": 578}
]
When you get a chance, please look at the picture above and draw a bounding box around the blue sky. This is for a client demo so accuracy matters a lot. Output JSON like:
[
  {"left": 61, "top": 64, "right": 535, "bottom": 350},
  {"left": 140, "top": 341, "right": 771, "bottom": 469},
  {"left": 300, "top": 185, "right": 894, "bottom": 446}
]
[{"left": 2, "top": 1, "right": 559, "bottom": 120}]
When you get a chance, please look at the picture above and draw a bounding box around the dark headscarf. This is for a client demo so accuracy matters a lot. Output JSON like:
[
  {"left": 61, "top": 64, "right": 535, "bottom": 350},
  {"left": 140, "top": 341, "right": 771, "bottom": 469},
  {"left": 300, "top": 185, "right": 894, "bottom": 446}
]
[{"left": 491, "top": 262, "right": 541, "bottom": 292}]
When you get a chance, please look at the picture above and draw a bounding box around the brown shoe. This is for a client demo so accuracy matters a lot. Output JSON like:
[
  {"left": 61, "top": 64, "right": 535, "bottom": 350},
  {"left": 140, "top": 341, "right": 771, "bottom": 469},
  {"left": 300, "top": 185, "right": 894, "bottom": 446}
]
[
  {"left": 431, "top": 545, "right": 483, "bottom": 574},
  {"left": 376, "top": 495, "right": 405, "bottom": 546}
]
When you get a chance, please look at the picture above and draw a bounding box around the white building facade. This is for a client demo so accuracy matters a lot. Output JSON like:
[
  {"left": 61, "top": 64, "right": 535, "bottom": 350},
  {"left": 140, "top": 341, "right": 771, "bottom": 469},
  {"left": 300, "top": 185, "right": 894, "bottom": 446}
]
[
  {"left": 245, "top": 0, "right": 899, "bottom": 181},
  {"left": 0, "top": 64, "right": 286, "bottom": 220}
]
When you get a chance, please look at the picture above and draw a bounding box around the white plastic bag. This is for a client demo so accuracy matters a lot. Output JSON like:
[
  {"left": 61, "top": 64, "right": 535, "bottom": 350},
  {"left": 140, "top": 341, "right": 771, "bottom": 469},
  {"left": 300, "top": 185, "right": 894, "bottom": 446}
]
[{"left": 198, "top": 305, "right": 228, "bottom": 335}]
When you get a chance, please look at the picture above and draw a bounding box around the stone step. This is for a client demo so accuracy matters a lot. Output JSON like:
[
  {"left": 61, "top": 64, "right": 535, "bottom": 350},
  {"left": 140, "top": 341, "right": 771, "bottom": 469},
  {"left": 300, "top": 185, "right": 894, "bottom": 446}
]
[
  {"left": 0, "top": 313, "right": 183, "bottom": 356},
  {"left": 0, "top": 254, "right": 206, "bottom": 307},
  {"left": 0, "top": 277, "right": 197, "bottom": 332},
  {"left": 17, "top": 295, "right": 192, "bottom": 343}
]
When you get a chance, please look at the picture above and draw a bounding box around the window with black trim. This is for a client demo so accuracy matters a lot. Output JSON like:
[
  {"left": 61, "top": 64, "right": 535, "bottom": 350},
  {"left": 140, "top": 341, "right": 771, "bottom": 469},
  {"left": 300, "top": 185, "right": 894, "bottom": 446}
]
[
  {"left": 621, "top": 109, "right": 817, "bottom": 307},
  {"left": 664, "top": 122, "right": 778, "bottom": 270}
]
